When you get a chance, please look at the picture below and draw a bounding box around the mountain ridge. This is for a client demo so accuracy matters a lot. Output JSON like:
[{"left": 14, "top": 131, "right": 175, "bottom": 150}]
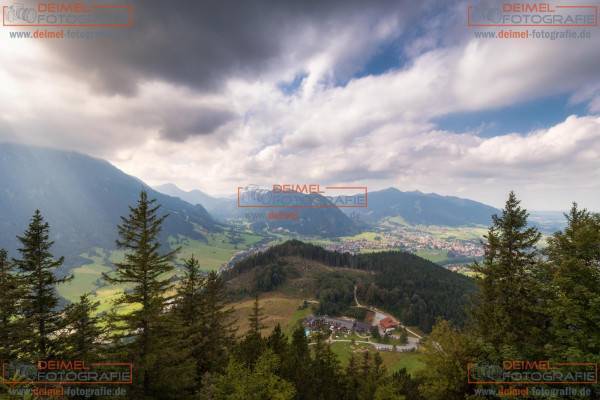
[{"left": 0, "top": 143, "right": 218, "bottom": 266}]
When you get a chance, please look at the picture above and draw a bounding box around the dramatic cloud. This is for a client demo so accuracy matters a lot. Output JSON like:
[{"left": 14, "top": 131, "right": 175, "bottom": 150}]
[
  {"left": 41, "top": 0, "right": 426, "bottom": 95},
  {"left": 1, "top": 0, "right": 599, "bottom": 210}
]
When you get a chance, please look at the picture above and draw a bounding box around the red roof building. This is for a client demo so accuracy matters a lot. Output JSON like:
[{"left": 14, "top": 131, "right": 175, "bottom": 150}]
[{"left": 379, "top": 317, "right": 398, "bottom": 331}]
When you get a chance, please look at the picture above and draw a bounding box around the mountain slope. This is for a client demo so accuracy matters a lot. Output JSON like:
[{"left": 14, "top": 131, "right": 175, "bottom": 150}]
[
  {"left": 350, "top": 187, "right": 498, "bottom": 226},
  {"left": 0, "top": 143, "right": 217, "bottom": 263}
]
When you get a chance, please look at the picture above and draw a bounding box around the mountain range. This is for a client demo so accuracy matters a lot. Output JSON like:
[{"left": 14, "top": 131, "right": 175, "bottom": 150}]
[
  {"left": 155, "top": 183, "right": 361, "bottom": 236},
  {"left": 0, "top": 143, "right": 217, "bottom": 266},
  {"left": 347, "top": 187, "right": 499, "bottom": 226},
  {"left": 157, "top": 183, "right": 500, "bottom": 228}
]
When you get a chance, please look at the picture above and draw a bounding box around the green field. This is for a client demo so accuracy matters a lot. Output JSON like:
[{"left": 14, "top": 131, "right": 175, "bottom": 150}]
[
  {"left": 340, "top": 231, "right": 382, "bottom": 241},
  {"left": 58, "top": 248, "right": 120, "bottom": 303},
  {"left": 414, "top": 249, "right": 449, "bottom": 263},
  {"left": 169, "top": 231, "right": 264, "bottom": 271},
  {"left": 59, "top": 230, "right": 265, "bottom": 311},
  {"left": 421, "top": 225, "right": 487, "bottom": 241},
  {"left": 329, "top": 342, "right": 425, "bottom": 375}
]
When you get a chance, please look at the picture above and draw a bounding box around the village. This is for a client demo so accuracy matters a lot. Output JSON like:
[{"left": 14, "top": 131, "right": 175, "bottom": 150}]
[{"left": 322, "top": 228, "right": 484, "bottom": 259}]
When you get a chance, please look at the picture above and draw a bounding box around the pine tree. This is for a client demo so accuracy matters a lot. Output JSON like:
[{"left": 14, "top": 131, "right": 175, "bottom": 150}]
[
  {"left": 266, "top": 324, "right": 288, "bottom": 363},
  {"left": 343, "top": 354, "right": 360, "bottom": 400},
  {"left": 102, "top": 191, "right": 179, "bottom": 398},
  {"left": 239, "top": 294, "right": 267, "bottom": 368},
  {"left": 202, "top": 350, "right": 295, "bottom": 400},
  {"left": 471, "top": 191, "right": 550, "bottom": 359},
  {"left": 198, "top": 271, "right": 235, "bottom": 374},
  {"left": 248, "top": 294, "right": 266, "bottom": 336},
  {"left": 545, "top": 204, "right": 600, "bottom": 360},
  {"left": 311, "top": 334, "right": 342, "bottom": 400},
  {"left": 0, "top": 249, "right": 22, "bottom": 360},
  {"left": 62, "top": 293, "right": 102, "bottom": 361},
  {"left": 13, "top": 210, "right": 71, "bottom": 360},
  {"left": 282, "top": 324, "right": 312, "bottom": 400},
  {"left": 174, "top": 257, "right": 234, "bottom": 392}
]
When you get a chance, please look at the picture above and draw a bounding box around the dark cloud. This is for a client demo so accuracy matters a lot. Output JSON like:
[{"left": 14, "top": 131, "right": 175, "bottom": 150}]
[
  {"left": 159, "top": 107, "right": 236, "bottom": 141},
  {"left": 46, "top": 0, "right": 423, "bottom": 95}
]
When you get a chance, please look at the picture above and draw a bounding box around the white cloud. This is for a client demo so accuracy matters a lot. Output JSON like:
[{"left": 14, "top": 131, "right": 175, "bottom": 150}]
[{"left": 0, "top": 7, "right": 599, "bottom": 211}]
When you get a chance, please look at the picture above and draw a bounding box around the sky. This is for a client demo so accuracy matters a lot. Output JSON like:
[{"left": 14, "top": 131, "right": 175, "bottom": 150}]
[{"left": 0, "top": 0, "right": 599, "bottom": 210}]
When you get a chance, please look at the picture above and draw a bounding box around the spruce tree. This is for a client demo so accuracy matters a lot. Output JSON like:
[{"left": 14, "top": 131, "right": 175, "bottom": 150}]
[
  {"left": 283, "top": 324, "right": 312, "bottom": 400},
  {"left": 102, "top": 191, "right": 179, "bottom": 397},
  {"left": 311, "top": 335, "right": 343, "bottom": 400},
  {"left": 0, "top": 249, "right": 22, "bottom": 360},
  {"left": 248, "top": 294, "right": 266, "bottom": 336},
  {"left": 545, "top": 204, "right": 600, "bottom": 360},
  {"left": 239, "top": 294, "right": 266, "bottom": 367},
  {"left": 13, "top": 210, "right": 71, "bottom": 360},
  {"left": 174, "top": 257, "right": 234, "bottom": 391},
  {"left": 266, "top": 323, "right": 288, "bottom": 368},
  {"left": 471, "top": 191, "right": 550, "bottom": 359},
  {"left": 343, "top": 354, "right": 360, "bottom": 400},
  {"left": 62, "top": 293, "right": 103, "bottom": 361},
  {"left": 197, "top": 270, "right": 235, "bottom": 375}
]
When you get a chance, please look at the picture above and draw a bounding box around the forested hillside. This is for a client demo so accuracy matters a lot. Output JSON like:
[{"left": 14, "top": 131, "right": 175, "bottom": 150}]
[{"left": 225, "top": 240, "right": 476, "bottom": 332}]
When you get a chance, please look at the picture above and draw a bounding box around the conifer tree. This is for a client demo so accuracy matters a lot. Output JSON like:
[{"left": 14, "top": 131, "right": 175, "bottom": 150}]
[
  {"left": 0, "top": 249, "right": 22, "bottom": 360},
  {"left": 545, "top": 204, "right": 600, "bottom": 360},
  {"left": 202, "top": 350, "right": 295, "bottom": 400},
  {"left": 266, "top": 323, "right": 288, "bottom": 368},
  {"left": 343, "top": 354, "right": 360, "bottom": 400},
  {"left": 13, "top": 210, "right": 71, "bottom": 360},
  {"left": 102, "top": 191, "right": 179, "bottom": 397},
  {"left": 282, "top": 324, "right": 312, "bottom": 400},
  {"left": 198, "top": 270, "right": 235, "bottom": 375},
  {"left": 239, "top": 294, "right": 267, "bottom": 368},
  {"left": 471, "top": 191, "right": 550, "bottom": 358},
  {"left": 175, "top": 257, "right": 234, "bottom": 391},
  {"left": 248, "top": 294, "right": 266, "bottom": 336},
  {"left": 62, "top": 293, "right": 103, "bottom": 361},
  {"left": 311, "top": 334, "right": 342, "bottom": 400}
]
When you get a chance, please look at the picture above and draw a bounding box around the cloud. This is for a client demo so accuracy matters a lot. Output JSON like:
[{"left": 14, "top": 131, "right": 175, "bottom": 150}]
[
  {"left": 0, "top": 0, "right": 599, "bottom": 210},
  {"left": 41, "top": 0, "right": 425, "bottom": 96}
]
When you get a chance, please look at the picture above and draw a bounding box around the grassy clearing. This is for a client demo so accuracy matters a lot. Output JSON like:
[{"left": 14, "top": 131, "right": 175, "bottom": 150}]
[
  {"left": 230, "top": 294, "right": 310, "bottom": 336},
  {"left": 422, "top": 225, "right": 487, "bottom": 241},
  {"left": 329, "top": 342, "right": 425, "bottom": 375},
  {"left": 383, "top": 351, "right": 425, "bottom": 375},
  {"left": 58, "top": 249, "right": 113, "bottom": 303},
  {"left": 415, "top": 249, "right": 449, "bottom": 263},
  {"left": 340, "top": 231, "right": 381, "bottom": 241},
  {"left": 169, "top": 231, "right": 264, "bottom": 271}
]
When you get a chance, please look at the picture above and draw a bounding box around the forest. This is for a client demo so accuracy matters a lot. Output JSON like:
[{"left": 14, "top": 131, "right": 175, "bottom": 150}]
[{"left": 0, "top": 191, "right": 599, "bottom": 399}]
